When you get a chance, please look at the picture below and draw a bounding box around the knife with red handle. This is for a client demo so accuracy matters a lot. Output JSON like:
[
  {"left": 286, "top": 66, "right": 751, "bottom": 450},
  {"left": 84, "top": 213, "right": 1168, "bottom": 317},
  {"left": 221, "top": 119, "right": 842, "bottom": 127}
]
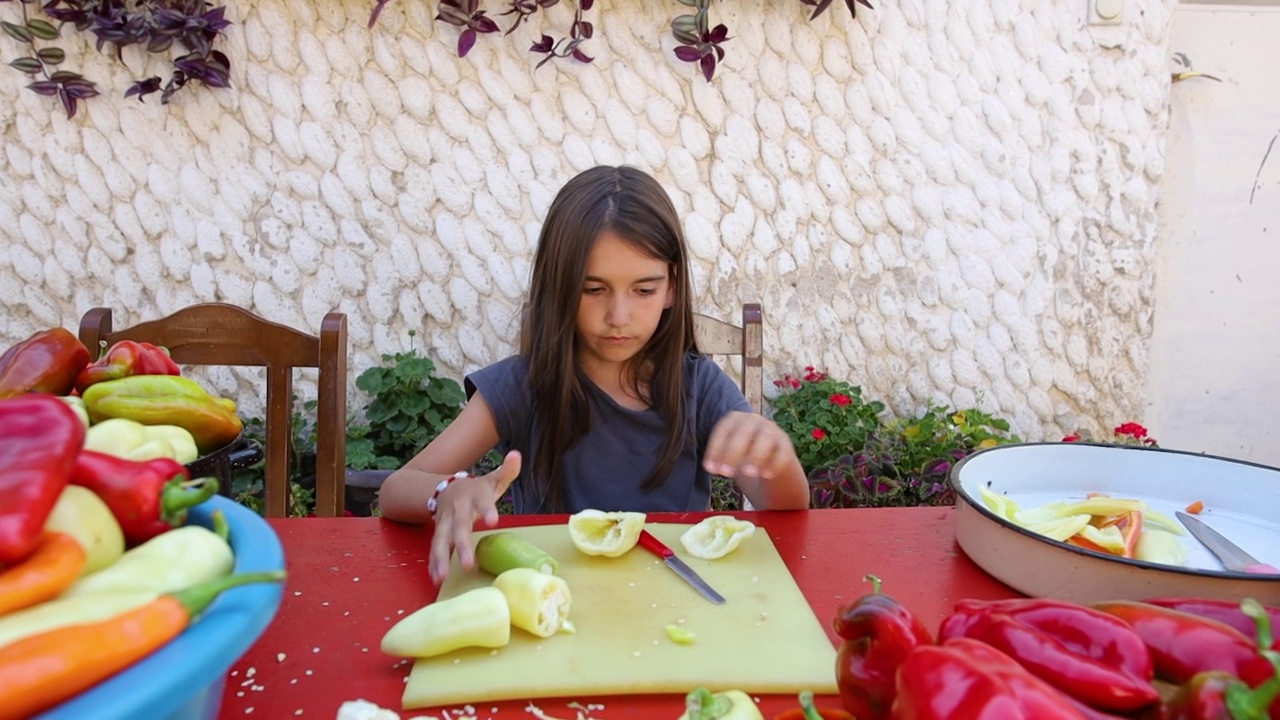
[{"left": 637, "top": 529, "right": 726, "bottom": 604}]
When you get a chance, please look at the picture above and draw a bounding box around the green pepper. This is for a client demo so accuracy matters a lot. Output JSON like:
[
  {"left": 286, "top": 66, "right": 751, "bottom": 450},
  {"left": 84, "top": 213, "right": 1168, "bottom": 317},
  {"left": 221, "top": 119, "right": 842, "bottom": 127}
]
[
  {"left": 81, "top": 375, "right": 243, "bottom": 453},
  {"left": 381, "top": 586, "right": 512, "bottom": 658},
  {"left": 475, "top": 532, "right": 559, "bottom": 575}
]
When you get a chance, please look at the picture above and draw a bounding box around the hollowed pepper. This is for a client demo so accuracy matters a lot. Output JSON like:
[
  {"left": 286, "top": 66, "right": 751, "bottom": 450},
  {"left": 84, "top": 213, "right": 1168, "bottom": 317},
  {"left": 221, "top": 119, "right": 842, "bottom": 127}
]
[
  {"left": 939, "top": 597, "right": 1159, "bottom": 712},
  {"left": 1161, "top": 599, "right": 1280, "bottom": 720},
  {"left": 70, "top": 450, "right": 219, "bottom": 545},
  {"left": 75, "top": 339, "right": 181, "bottom": 394},
  {"left": 0, "top": 395, "right": 86, "bottom": 564},
  {"left": 0, "top": 328, "right": 90, "bottom": 399},
  {"left": 81, "top": 375, "right": 242, "bottom": 454},
  {"left": 832, "top": 575, "right": 934, "bottom": 720},
  {"left": 891, "top": 637, "right": 1087, "bottom": 719}
]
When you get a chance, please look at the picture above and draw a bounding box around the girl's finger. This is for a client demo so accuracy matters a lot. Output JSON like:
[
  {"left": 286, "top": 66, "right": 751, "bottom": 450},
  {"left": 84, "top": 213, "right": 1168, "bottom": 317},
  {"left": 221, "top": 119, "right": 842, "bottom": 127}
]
[
  {"left": 428, "top": 512, "right": 455, "bottom": 583},
  {"left": 704, "top": 412, "right": 750, "bottom": 475},
  {"left": 453, "top": 515, "right": 476, "bottom": 570}
]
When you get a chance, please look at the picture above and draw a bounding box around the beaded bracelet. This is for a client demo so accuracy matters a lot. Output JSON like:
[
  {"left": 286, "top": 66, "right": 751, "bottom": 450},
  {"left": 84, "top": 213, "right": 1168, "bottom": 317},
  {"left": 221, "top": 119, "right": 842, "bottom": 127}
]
[{"left": 426, "top": 470, "right": 471, "bottom": 515}]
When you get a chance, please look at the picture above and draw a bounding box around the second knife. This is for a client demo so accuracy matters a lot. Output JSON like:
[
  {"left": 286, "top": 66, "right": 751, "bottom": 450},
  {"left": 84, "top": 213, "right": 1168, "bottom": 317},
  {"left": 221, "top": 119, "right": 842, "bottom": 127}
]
[{"left": 637, "top": 529, "right": 726, "bottom": 604}]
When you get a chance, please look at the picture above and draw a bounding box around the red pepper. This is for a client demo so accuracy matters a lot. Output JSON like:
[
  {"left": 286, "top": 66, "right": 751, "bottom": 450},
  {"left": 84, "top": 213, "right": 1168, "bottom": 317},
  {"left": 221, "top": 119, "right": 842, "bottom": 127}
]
[
  {"left": 1093, "top": 601, "right": 1276, "bottom": 688},
  {"left": 69, "top": 450, "right": 219, "bottom": 545},
  {"left": 772, "top": 690, "right": 855, "bottom": 720},
  {"left": 890, "top": 637, "right": 1087, "bottom": 719},
  {"left": 1160, "top": 600, "right": 1280, "bottom": 720},
  {"left": 832, "top": 575, "right": 933, "bottom": 720},
  {"left": 0, "top": 396, "right": 85, "bottom": 564},
  {"left": 0, "top": 328, "right": 91, "bottom": 399},
  {"left": 74, "top": 340, "right": 181, "bottom": 394},
  {"left": 1142, "top": 598, "right": 1280, "bottom": 650},
  {"left": 940, "top": 597, "right": 1159, "bottom": 712}
]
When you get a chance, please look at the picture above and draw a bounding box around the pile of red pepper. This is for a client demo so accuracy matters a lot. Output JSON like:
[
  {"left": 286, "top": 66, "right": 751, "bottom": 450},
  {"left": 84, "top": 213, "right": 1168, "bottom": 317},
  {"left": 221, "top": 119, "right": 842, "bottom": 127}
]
[{"left": 834, "top": 576, "right": 1280, "bottom": 720}]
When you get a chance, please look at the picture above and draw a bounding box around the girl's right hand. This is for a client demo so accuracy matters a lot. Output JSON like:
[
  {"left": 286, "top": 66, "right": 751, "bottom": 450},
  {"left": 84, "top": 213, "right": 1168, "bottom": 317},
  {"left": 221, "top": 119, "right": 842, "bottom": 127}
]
[{"left": 428, "top": 450, "right": 522, "bottom": 584}]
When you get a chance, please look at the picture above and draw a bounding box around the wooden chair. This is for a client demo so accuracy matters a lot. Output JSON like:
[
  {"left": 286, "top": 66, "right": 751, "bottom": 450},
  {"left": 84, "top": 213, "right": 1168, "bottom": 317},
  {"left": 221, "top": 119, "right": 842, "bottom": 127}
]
[
  {"left": 693, "top": 303, "right": 764, "bottom": 414},
  {"left": 79, "top": 303, "right": 348, "bottom": 518}
]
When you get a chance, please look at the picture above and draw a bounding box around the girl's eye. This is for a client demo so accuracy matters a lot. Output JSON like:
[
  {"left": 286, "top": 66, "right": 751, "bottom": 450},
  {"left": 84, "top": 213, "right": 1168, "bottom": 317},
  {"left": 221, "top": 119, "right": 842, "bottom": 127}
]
[
  {"left": 583, "top": 286, "right": 605, "bottom": 295},
  {"left": 636, "top": 288, "right": 657, "bottom": 296}
]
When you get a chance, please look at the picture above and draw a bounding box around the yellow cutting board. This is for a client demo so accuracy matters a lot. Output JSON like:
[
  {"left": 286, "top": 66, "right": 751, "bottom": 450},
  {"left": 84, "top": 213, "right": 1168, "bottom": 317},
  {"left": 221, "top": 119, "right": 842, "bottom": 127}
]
[{"left": 402, "top": 523, "right": 838, "bottom": 710}]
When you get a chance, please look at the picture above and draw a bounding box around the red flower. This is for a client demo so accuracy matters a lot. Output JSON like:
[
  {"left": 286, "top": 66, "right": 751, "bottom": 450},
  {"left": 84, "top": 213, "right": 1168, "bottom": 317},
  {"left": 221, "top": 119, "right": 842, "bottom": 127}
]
[
  {"left": 1062, "top": 434, "right": 1081, "bottom": 442},
  {"left": 789, "top": 377, "right": 801, "bottom": 389},
  {"left": 1114, "top": 422, "right": 1148, "bottom": 439},
  {"left": 812, "top": 428, "right": 827, "bottom": 441},
  {"left": 829, "top": 393, "right": 851, "bottom": 407}
]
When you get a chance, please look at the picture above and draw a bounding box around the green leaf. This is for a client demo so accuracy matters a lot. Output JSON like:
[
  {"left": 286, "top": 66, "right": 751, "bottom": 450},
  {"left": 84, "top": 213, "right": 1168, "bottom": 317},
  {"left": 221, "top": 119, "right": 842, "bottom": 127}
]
[
  {"left": 8, "top": 56, "right": 42, "bottom": 73},
  {"left": 25, "top": 18, "right": 57, "bottom": 40},
  {"left": 2, "top": 21, "right": 34, "bottom": 42}
]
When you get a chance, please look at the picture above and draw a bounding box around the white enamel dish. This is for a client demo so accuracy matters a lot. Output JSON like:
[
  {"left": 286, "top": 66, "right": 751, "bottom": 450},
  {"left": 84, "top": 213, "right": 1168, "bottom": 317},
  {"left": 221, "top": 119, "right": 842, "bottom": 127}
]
[{"left": 950, "top": 442, "right": 1280, "bottom": 605}]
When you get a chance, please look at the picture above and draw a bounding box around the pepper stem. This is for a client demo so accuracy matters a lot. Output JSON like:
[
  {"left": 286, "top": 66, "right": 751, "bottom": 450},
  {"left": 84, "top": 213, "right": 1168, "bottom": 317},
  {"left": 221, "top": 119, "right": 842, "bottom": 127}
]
[
  {"left": 170, "top": 570, "right": 287, "bottom": 618},
  {"left": 211, "top": 509, "right": 230, "bottom": 541},
  {"left": 864, "top": 574, "right": 882, "bottom": 594},
  {"left": 161, "top": 476, "right": 220, "bottom": 523},
  {"left": 683, "top": 687, "right": 734, "bottom": 720},
  {"left": 1224, "top": 598, "right": 1280, "bottom": 720},
  {"left": 798, "top": 689, "right": 823, "bottom": 720}
]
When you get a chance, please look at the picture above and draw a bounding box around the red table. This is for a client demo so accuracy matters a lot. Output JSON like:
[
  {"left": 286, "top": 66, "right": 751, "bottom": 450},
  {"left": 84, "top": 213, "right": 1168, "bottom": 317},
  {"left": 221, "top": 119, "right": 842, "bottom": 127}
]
[{"left": 219, "top": 507, "right": 1019, "bottom": 719}]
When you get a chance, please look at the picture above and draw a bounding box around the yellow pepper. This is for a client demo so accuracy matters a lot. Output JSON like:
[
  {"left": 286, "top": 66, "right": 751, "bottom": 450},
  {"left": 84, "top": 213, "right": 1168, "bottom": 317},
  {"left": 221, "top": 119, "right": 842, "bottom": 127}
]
[
  {"left": 83, "top": 417, "right": 199, "bottom": 464},
  {"left": 381, "top": 586, "right": 511, "bottom": 658},
  {"left": 492, "top": 567, "right": 572, "bottom": 638},
  {"left": 677, "top": 688, "right": 764, "bottom": 720},
  {"left": 42, "top": 485, "right": 124, "bottom": 576}
]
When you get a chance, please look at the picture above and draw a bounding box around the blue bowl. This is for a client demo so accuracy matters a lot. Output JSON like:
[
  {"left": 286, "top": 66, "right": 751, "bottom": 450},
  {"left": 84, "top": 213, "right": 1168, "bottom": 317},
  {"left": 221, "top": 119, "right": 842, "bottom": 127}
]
[{"left": 35, "top": 496, "right": 285, "bottom": 720}]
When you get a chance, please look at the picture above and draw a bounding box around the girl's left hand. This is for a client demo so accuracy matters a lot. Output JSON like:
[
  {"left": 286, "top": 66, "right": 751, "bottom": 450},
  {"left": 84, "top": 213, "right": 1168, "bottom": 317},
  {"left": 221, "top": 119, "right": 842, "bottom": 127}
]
[{"left": 702, "top": 411, "right": 798, "bottom": 481}]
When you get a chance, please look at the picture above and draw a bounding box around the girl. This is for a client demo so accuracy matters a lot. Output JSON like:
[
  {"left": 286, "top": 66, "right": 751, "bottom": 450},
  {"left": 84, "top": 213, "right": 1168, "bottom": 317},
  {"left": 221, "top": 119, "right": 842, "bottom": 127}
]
[{"left": 378, "top": 165, "right": 808, "bottom": 583}]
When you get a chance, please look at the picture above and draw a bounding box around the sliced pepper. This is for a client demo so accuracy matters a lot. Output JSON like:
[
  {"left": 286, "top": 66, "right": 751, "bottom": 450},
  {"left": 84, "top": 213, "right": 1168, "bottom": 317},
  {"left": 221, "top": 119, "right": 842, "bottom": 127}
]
[
  {"left": 0, "top": 395, "right": 85, "bottom": 564},
  {"left": 0, "top": 328, "right": 90, "bottom": 399},
  {"left": 678, "top": 688, "right": 764, "bottom": 720},
  {"left": 380, "top": 586, "right": 511, "bottom": 658},
  {"left": 492, "top": 567, "right": 572, "bottom": 638},
  {"left": 74, "top": 340, "right": 181, "bottom": 394},
  {"left": 81, "top": 375, "right": 243, "bottom": 454}
]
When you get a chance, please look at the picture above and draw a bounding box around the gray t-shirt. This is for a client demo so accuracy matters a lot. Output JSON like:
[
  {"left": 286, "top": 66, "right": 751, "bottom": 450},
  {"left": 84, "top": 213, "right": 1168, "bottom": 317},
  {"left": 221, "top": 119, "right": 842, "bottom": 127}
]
[{"left": 465, "top": 354, "right": 751, "bottom": 514}]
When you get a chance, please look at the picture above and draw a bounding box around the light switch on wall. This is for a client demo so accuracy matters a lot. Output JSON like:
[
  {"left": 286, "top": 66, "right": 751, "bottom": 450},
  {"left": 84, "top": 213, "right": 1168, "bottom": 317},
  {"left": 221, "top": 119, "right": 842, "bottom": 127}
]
[{"left": 1089, "top": 0, "right": 1123, "bottom": 25}]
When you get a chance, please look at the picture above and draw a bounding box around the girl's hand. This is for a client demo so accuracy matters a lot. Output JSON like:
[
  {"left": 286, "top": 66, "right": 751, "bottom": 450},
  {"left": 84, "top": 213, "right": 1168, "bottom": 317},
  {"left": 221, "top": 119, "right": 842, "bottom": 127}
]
[
  {"left": 428, "top": 450, "right": 522, "bottom": 584},
  {"left": 702, "top": 411, "right": 798, "bottom": 482}
]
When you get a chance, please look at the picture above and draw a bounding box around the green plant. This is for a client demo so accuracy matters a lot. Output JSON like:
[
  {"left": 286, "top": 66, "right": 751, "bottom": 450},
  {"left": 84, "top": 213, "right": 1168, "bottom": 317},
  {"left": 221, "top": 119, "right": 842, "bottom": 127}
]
[
  {"left": 346, "top": 332, "right": 467, "bottom": 472},
  {"left": 770, "top": 366, "right": 886, "bottom": 474},
  {"left": 229, "top": 410, "right": 318, "bottom": 517}
]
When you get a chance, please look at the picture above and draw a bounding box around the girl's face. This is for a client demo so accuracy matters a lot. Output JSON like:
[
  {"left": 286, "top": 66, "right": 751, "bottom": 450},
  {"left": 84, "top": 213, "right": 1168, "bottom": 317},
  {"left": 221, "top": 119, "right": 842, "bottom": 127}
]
[{"left": 575, "top": 229, "right": 674, "bottom": 375}]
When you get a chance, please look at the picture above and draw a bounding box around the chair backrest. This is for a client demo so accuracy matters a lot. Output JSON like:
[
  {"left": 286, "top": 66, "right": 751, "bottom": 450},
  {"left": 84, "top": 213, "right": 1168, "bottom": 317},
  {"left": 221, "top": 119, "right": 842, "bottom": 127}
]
[
  {"left": 693, "top": 303, "right": 763, "bottom": 414},
  {"left": 78, "top": 303, "right": 348, "bottom": 518}
]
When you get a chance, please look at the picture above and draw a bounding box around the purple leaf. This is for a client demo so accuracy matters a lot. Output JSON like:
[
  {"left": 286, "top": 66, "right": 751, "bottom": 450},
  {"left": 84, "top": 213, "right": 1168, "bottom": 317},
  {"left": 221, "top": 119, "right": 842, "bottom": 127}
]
[
  {"left": 474, "top": 15, "right": 498, "bottom": 33},
  {"left": 26, "top": 79, "right": 60, "bottom": 96},
  {"left": 58, "top": 87, "right": 76, "bottom": 117},
  {"left": 700, "top": 52, "right": 715, "bottom": 81},
  {"left": 672, "top": 45, "right": 700, "bottom": 62},
  {"left": 530, "top": 33, "right": 553, "bottom": 53},
  {"left": 457, "top": 27, "right": 476, "bottom": 56},
  {"left": 708, "top": 23, "right": 729, "bottom": 43},
  {"left": 367, "top": 0, "right": 392, "bottom": 28},
  {"left": 570, "top": 47, "right": 592, "bottom": 63}
]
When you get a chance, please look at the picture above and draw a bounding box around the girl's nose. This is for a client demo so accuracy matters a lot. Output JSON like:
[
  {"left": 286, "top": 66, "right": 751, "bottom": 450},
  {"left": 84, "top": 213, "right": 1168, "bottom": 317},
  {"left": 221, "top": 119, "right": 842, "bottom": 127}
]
[{"left": 606, "top": 296, "right": 630, "bottom": 327}]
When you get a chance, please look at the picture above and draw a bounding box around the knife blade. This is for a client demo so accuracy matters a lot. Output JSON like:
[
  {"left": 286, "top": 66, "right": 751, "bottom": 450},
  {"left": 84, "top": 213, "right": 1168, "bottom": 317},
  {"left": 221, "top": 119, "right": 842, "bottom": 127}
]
[
  {"left": 1176, "top": 511, "right": 1280, "bottom": 574},
  {"left": 637, "top": 529, "right": 726, "bottom": 604}
]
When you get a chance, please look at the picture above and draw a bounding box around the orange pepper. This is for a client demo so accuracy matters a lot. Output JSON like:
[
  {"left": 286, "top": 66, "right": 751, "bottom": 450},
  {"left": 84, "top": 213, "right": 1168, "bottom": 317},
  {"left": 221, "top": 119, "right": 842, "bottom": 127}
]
[
  {"left": 0, "top": 532, "right": 85, "bottom": 616},
  {"left": 1185, "top": 500, "right": 1205, "bottom": 515},
  {"left": 0, "top": 569, "right": 284, "bottom": 720}
]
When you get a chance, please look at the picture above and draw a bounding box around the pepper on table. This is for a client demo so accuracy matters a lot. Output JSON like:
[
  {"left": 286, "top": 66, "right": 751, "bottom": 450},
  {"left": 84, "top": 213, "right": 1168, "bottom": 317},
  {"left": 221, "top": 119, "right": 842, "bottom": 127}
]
[
  {"left": 891, "top": 637, "right": 1087, "bottom": 719},
  {"left": 0, "top": 328, "right": 90, "bottom": 399},
  {"left": 75, "top": 340, "right": 181, "bottom": 394},
  {"left": 70, "top": 450, "right": 220, "bottom": 545},
  {"left": 939, "top": 597, "right": 1159, "bottom": 713},
  {"left": 0, "top": 569, "right": 286, "bottom": 720},
  {"left": 0, "top": 395, "right": 86, "bottom": 564},
  {"left": 772, "top": 690, "right": 855, "bottom": 720},
  {"left": 832, "top": 574, "right": 935, "bottom": 719},
  {"left": 1142, "top": 598, "right": 1280, "bottom": 650},
  {"left": 1159, "top": 599, "right": 1280, "bottom": 720}
]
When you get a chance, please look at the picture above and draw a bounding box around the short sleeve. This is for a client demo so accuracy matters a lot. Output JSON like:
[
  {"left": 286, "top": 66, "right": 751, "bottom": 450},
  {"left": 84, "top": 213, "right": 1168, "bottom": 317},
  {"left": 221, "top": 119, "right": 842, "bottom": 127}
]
[
  {"left": 690, "top": 355, "right": 753, "bottom": 443},
  {"left": 464, "top": 355, "right": 533, "bottom": 446}
]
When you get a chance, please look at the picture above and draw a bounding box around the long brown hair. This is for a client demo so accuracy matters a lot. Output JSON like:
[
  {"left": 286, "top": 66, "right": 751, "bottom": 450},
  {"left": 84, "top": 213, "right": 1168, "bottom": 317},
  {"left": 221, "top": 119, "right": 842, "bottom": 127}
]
[{"left": 520, "top": 165, "right": 698, "bottom": 512}]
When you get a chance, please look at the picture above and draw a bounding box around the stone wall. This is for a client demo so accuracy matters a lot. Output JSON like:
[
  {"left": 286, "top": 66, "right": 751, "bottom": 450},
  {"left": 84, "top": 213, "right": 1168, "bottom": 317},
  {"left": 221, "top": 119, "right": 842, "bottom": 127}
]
[{"left": 0, "top": 0, "right": 1178, "bottom": 439}]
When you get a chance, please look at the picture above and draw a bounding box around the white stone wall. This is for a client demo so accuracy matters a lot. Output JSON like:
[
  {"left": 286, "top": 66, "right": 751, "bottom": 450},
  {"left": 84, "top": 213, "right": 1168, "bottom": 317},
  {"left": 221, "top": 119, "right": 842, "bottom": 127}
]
[{"left": 0, "top": 0, "right": 1177, "bottom": 440}]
